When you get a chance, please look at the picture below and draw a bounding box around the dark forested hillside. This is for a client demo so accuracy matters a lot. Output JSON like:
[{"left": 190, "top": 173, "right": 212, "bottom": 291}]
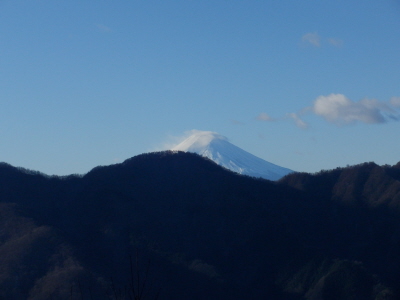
[{"left": 1, "top": 152, "right": 400, "bottom": 299}]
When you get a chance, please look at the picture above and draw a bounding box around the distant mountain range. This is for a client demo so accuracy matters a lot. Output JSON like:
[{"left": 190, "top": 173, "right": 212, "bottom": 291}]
[
  {"left": 171, "top": 130, "right": 293, "bottom": 180},
  {"left": 0, "top": 152, "right": 400, "bottom": 299}
]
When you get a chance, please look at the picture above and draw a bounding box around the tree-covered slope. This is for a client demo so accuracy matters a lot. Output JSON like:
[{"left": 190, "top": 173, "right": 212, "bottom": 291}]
[{"left": 0, "top": 152, "right": 400, "bottom": 299}]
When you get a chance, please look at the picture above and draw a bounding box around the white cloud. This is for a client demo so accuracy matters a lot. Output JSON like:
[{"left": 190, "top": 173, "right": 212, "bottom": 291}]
[
  {"left": 313, "top": 94, "right": 398, "bottom": 124},
  {"left": 258, "top": 95, "right": 399, "bottom": 129},
  {"left": 302, "top": 32, "right": 321, "bottom": 47},
  {"left": 256, "top": 113, "right": 274, "bottom": 122},
  {"left": 287, "top": 113, "right": 308, "bottom": 129}
]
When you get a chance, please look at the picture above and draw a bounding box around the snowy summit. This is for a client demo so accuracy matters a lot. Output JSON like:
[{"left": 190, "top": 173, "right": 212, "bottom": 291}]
[{"left": 171, "top": 130, "right": 293, "bottom": 181}]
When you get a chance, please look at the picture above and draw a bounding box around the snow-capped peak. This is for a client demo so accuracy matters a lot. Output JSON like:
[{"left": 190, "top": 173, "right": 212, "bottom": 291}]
[
  {"left": 171, "top": 130, "right": 293, "bottom": 181},
  {"left": 172, "top": 130, "right": 226, "bottom": 152}
]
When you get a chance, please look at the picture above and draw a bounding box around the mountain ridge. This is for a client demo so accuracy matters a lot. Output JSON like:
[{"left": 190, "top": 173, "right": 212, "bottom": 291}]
[{"left": 0, "top": 152, "right": 400, "bottom": 299}]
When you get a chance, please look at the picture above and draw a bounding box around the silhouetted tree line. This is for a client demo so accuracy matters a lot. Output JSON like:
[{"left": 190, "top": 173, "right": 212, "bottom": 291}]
[{"left": 0, "top": 152, "right": 400, "bottom": 299}]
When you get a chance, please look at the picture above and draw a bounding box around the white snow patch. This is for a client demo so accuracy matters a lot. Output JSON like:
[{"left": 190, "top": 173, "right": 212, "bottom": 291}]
[{"left": 171, "top": 130, "right": 293, "bottom": 181}]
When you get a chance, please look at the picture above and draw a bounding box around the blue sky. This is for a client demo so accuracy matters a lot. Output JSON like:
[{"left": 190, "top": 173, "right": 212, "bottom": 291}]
[{"left": 1, "top": 0, "right": 400, "bottom": 175}]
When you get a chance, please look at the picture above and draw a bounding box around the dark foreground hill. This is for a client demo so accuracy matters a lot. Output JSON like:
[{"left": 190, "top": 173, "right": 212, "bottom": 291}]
[{"left": 1, "top": 151, "right": 400, "bottom": 299}]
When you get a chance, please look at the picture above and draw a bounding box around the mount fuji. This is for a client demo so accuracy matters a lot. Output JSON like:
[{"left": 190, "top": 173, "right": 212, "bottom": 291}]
[{"left": 171, "top": 130, "right": 293, "bottom": 181}]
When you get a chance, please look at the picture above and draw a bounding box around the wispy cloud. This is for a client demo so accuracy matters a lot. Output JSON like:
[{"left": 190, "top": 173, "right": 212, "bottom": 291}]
[
  {"left": 152, "top": 132, "right": 186, "bottom": 152},
  {"left": 302, "top": 32, "right": 321, "bottom": 47},
  {"left": 312, "top": 94, "right": 399, "bottom": 125},
  {"left": 256, "top": 112, "right": 274, "bottom": 122},
  {"left": 287, "top": 112, "right": 308, "bottom": 129},
  {"left": 156, "top": 129, "right": 227, "bottom": 152},
  {"left": 328, "top": 38, "right": 344, "bottom": 47},
  {"left": 301, "top": 33, "right": 344, "bottom": 48},
  {"left": 94, "top": 23, "right": 112, "bottom": 33},
  {"left": 231, "top": 119, "right": 245, "bottom": 125},
  {"left": 257, "top": 94, "right": 400, "bottom": 130}
]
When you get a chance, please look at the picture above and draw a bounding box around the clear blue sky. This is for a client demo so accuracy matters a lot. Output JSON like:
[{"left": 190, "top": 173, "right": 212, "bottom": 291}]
[{"left": 1, "top": 0, "right": 400, "bottom": 175}]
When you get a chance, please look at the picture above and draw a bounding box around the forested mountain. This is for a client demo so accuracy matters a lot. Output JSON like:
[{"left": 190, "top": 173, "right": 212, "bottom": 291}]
[{"left": 0, "top": 151, "right": 400, "bottom": 299}]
